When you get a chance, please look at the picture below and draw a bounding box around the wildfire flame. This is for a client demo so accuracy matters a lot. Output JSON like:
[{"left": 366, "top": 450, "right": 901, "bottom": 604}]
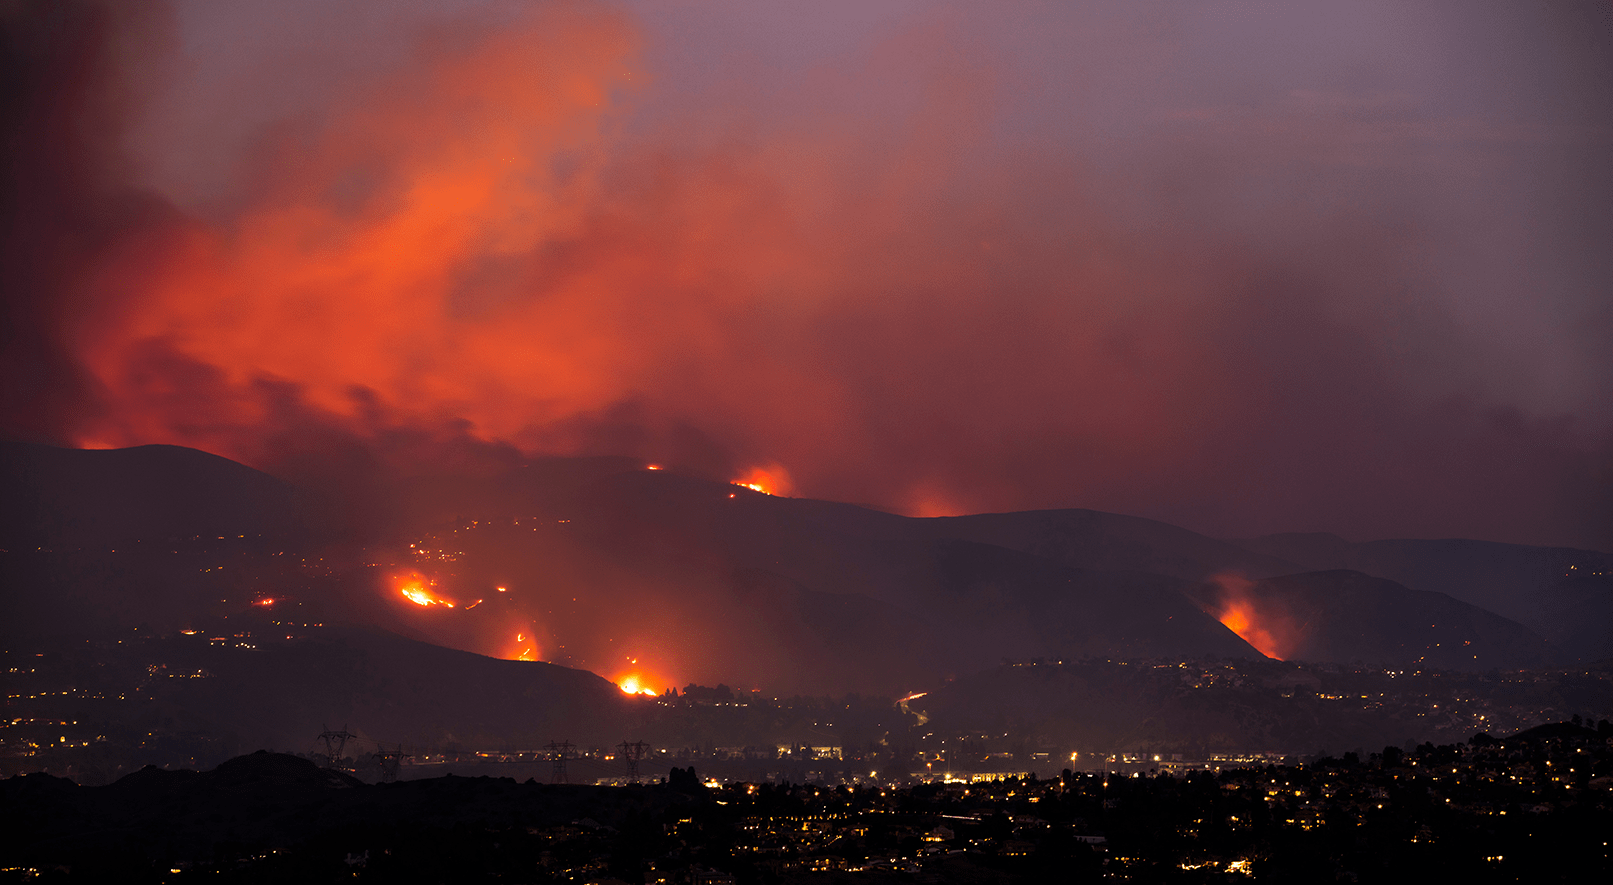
[
  {"left": 1209, "top": 573, "right": 1289, "bottom": 660},
  {"left": 394, "top": 572, "right": 454, "bottom": 608},
  {"left": 1217, "top": 600, "right": 1284, "bottom": 660},
  {"left": 731, "top": 464, "right": 792, "bottom": 497},
  {"left": 617, "top": 674, "right": 660, "bottom": 696},
  {"left": 401, "top": 587, "right": 451, "bottom": 607}
]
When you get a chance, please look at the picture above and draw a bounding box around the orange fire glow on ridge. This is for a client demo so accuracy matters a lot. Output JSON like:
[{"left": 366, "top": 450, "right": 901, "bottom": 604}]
[
  {"left": 615, "top": 657, "right": 664, "bottom": 696},
  {"left": 617, "top": 675, "right": 659, "bottom": 696},
  {"left": 731, "top": 465, "right": 792, "bottom": 497}
]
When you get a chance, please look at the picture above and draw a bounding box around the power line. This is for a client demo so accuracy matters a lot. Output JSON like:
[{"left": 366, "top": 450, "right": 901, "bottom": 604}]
[
  {"left": 316, "top": 724, "right": 357, "bottom": 768},
  {"left": 371, "top": 743, "right": 412, "bottom": 783},
  {"left": 618, "top": 740, "right": 650, "bottom": 782},
  {"left": 545, "top": 740, "right": 574, "bottom": 784}
]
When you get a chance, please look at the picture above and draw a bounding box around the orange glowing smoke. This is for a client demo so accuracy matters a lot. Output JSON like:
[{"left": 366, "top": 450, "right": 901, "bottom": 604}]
[
  {"left": 1208, "top": 573, "right": 1292, "bottom": 660},
  {"left": 732, "top": 464, "right": 792, "bottom": 497},
  {"left": 1216, "top": 599, "right": 1284, "bottom": 660},
  {"left": 71, "top": 3, "right": 859, "bottom": 474},
  {"left": 60, "top": 1, "right": 1254, "bottom": 527}
]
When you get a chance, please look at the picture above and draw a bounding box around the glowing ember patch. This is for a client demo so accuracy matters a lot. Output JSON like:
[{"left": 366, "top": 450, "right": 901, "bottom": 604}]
[
  {"left": 646, "top": 464, "right": 662, "bottom": 470},
  {"left": 397, "top": 580, "right": 453, "bottom": 608},
  {"left": 390, "top": 569, "right": 459, "bottom": 608},
  {"left": 253, "top": 598, "right": 275, "bottom": 607}
]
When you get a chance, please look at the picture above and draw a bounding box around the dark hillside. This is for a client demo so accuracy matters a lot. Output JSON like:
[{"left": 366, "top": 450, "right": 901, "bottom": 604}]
[
  {"left": 1234, "top": 533, "right": 1613, "bottom": 660},
  {"left": 0, "top": 441, "right": 307, "bottom": 548}
]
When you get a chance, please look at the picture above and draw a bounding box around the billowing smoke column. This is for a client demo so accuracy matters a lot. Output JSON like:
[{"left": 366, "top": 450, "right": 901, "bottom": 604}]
[{"left": 3, "top": 0, "right": 1610, "bottom": 549}]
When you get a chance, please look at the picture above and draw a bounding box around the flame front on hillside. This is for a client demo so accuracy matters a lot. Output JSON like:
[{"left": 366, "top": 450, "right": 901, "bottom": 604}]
[
  {"left": 1208, "top": 573, "right": 1293, "bottom": 660},
  {"left": 616, "top": 656, "right": 665, "bottom": 696},
  {"left": 618, "top": 675, "right": 658, "bottom": 696},
  {"left": 732, "top": 464, "right": 792, "bottom": 497},
  {"left": 393, "top": 571, "right": 454, "bottom": 608}
]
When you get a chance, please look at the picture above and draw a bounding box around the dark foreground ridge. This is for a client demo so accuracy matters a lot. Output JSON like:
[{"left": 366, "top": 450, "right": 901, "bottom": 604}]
[{"left": 3, "top": 722, "right": 1609, "bottom": 883}]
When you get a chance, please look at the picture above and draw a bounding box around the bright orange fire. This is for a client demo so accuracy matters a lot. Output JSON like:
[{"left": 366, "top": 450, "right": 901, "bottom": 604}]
[
  {"left": 617, "top": 675, "right": 659, "bottom": 696},
  {"left": 732, "top": 464, "right": 792, "bottom": 497},
  {"left": 1216, "top": 600, "right": 1284, "bottom": 660},
  {"left": 1209, "top": 573, "right": 1289, "bottom": 660},
  {"left": 615, "top": 657, "right": 665, "bottom": 695},
  {"left": 394, "top": 572, "right": 454, "bottom": 608}
]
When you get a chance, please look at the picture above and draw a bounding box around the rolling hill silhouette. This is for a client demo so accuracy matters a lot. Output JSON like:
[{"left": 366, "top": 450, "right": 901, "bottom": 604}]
[
  {"left": 1237, "top": 533, "right": 1613, "bottom": 660},
  {"left": 0, "top": 443, "right": 1594, "bottom": 723}
]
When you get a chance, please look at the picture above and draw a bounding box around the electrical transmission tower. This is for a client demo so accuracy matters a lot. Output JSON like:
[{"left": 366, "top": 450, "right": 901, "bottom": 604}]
[
  {"left": 545, "top": 740, "right": 574, "bottom": 784},
  {"left": 316, "top": 724, "right": 357, "bottom": 768},
  {"left": 618, "top": 740, "right": 650, "bottom": 783},
  {"left": 372, "top": 743, "right": 412, "bottom": 783}
]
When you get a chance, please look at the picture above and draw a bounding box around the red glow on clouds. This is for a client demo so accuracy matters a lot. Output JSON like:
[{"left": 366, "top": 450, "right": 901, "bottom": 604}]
[
  {"left": 55, "top": 0, "right": 1234, "bottom": 525},
  {"left": 8, "top": 1, "right": 1608, "bottom": 549},
  {"left": 78, "top": 5, "right": 646, "bottom": 447}
]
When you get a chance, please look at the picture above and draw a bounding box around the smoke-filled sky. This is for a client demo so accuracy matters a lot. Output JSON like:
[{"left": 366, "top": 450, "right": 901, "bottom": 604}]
[{"left": 4, "top": 0, "right": 1611, "bottom": 549}]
